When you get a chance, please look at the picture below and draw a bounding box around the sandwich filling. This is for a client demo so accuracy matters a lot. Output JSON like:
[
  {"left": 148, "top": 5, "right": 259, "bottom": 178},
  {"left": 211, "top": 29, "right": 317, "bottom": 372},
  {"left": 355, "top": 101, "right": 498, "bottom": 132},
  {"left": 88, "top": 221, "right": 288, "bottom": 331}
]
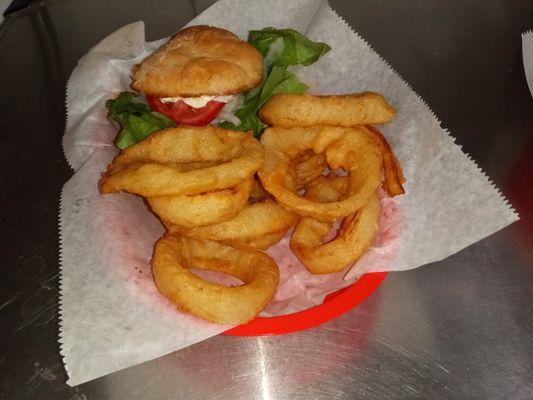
[{"left": 146, "top": 94, "right": 242, "bottom": 126}]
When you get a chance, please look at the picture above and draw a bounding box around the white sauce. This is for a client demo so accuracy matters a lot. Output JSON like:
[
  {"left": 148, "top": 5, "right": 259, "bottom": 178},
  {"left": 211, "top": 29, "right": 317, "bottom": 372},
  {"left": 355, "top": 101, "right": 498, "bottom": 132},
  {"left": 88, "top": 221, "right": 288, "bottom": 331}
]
[{"left": 160, "top": 95, "right": 234, "bottom": 108}]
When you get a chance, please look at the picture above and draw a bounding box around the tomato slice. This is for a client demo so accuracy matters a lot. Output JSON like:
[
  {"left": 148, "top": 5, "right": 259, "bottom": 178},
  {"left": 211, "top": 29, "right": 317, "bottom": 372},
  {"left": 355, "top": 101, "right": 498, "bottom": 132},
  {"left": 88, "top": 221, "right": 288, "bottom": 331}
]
[{"left": 146, "top": 96, "right": 226, "bottom": 126}]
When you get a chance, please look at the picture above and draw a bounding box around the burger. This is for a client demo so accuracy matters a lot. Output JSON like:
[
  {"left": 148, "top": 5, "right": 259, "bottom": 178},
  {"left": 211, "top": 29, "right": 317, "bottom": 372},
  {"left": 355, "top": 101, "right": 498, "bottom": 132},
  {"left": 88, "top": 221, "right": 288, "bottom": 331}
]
[{"left": 131, "top": 25, "right": 263, "bottom": 126}]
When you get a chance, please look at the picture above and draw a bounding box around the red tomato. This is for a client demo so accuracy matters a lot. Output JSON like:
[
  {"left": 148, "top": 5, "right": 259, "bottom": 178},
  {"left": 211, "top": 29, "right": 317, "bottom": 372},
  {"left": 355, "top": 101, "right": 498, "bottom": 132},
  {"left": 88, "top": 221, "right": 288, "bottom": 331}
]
[{"left": 146, "top": 96, "right": 226, "bottom": 126}]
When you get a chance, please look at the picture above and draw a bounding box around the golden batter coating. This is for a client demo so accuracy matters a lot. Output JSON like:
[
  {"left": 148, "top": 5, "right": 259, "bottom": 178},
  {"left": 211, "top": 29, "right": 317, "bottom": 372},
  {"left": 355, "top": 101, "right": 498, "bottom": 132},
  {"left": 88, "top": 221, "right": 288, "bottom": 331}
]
[
  {"left": 132, "top": 25, "right": 263, "bottom": 97},
  {"left": 259, "top": 92, "right": 396, "bottom": 127}
]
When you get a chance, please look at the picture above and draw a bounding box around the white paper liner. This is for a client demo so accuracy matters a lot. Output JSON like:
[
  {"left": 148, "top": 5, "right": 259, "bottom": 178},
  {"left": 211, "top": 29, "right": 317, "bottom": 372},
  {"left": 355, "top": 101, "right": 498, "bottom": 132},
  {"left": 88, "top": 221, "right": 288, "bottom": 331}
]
[{"left": 59, "top": 0, "right": 518, "bottom": 386}]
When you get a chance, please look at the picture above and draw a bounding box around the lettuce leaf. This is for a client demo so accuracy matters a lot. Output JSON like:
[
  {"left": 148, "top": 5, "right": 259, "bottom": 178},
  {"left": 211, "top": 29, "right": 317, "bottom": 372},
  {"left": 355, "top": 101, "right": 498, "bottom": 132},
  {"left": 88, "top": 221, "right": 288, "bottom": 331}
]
[
  {"left": 106, "top": 92, "right": 175, "bottom": 149},
  {"left": 248, "top": 27, "right": 331, "bottom": 68},
  {"left": 220, "top": 28, "right": 330, "bottom": 137}
]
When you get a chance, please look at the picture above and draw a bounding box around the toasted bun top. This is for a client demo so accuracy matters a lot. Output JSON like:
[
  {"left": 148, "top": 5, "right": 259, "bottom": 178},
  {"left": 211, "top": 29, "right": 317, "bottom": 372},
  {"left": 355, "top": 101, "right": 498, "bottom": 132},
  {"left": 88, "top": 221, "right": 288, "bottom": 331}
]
[{"left": 132, "top": 26, "right": 263, "bottom": 97}]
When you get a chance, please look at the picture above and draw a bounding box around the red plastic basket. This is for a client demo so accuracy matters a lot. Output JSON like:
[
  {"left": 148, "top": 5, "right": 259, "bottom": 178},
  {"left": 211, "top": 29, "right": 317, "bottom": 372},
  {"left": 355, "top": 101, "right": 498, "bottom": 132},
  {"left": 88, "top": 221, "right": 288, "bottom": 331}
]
[{"left": 224, "top": 271, "right": 388, "bottom": 336}]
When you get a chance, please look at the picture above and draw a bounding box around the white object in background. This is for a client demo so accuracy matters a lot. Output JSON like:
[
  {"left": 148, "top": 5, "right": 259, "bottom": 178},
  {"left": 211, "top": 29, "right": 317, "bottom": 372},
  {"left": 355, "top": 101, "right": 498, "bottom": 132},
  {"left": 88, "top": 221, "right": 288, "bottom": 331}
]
[
  {"left": 0, "top": 0, "right": 11, "bottom": 25},
  {"left": 522, "top": 30, "right": 533, "bottom": 98}
]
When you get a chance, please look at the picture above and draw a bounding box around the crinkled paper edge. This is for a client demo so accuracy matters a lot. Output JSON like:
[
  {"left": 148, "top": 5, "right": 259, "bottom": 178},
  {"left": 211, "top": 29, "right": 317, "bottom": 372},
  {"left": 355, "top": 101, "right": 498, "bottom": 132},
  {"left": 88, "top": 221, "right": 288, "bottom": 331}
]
[
  {"left": 62, "top": 58, "right": 79, "bottom": 171},
  {"left": 58, "top": 184, "right": 70, "bottom": 379},
  {"left": 59, "top": 39, "right": 85, "bottom": 382}
]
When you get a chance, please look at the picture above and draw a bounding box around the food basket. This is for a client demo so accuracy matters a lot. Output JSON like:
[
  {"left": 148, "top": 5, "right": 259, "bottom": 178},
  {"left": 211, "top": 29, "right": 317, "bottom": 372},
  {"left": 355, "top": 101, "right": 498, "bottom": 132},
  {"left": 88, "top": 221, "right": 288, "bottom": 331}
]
[{"left": 224, "top": 272, "right": 388, "bottom": 335}]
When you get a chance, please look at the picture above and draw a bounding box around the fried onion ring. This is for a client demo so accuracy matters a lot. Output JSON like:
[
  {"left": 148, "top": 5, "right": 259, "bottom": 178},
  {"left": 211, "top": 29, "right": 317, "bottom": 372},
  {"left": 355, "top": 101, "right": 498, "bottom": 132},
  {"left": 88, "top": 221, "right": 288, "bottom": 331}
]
[
  {"left": 259, "top": 92, "right": 396, "bottom": 127},
  {"left": 152, "top": 234, "right": 279, "bottom": 324},
  {"left": 149, "top": 178, "right": 253, "bottom": 228},
  {"left": 292, "top": 151, "right": 327, "bottom": 188},
  {"left": 224, "top": 230, "right": 290, "bottom": 251},
  {"left": 304, "top": 174, "right": 350, "bottom": 202},
  {"left": 290, "top": 174, "right": 380, "bottom": 274},
  {"left": 365, "top": 125, "right": 406, "bottom": 196},
  {"left": 99, "top": 126, "right": 264, "bottom": 197},
  {"left": 165, "top": 198, "right": 297, "bottom": 250},
  {"left": 290, "top": 196, "right": 380, "bottom": 274},
  {"left": 258, "top": 126, "right": 382, "bottom": 221}
]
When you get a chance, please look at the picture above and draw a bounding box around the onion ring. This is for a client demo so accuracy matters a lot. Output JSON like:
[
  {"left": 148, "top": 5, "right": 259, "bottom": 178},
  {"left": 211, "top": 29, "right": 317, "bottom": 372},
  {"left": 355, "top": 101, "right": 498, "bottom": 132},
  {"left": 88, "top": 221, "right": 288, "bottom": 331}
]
[
  {"left": 304, "top": 174, "right": 350, "bottom": 202},
  {"left": 290, "top": 174, "right": 380, "bottom": 274},
  {"left": 148, "top": 178, "right": 253, "bottom": 228},
  {"left": 365, "top": 125, "right": 406, "bottom": 196},
  {"left": 165, "top": 198, "right": 297, "bottom": 249},
  {"left": 258, "top": 125, "right": 382, "bottom": 221},
  {"left": 99, "top": 126, "right": 264, "bottom": 197},
  {"left": 290, "top": 196, "right": 380, "bottom": 274},
  {"left": 292, "top": 151, "right": 327, "bottom": 188},
  {"left": 224, "top": 230, "right": 290, "bottom": 251},
  {"left": 152, "top": 233, "right": 279, "bottom": 324},
  {"left": 259, "top": 92, "right": 396, "bottom": 127}
]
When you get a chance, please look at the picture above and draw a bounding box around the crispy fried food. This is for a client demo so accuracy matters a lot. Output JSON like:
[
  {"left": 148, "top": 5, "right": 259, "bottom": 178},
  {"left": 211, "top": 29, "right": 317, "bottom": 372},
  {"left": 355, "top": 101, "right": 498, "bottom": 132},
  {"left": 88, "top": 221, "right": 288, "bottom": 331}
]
[
  {"left": 291, "top": 197, "right": 380, "bottom": 274},
  {"left": 259, "top": 92, "right": 396, "bottom": 127},
  {"left": 152, "top": 233, "right": 279, "bottom": 324},
  {"left": 225, "top": 230, "right": 290, "bottom": 251},
  {"left": 99, "top": 126, "right": 264, "bottom": 197},
  {"left": 290, "top": 174, "right": 380, "bottom": 274},
  {"left": 132, "top": 26, "right": 263, "bottom": 97},
  {"left": 165, "top": 198, "right": 297, "bottom": 250},
  {"left": 294, "top": 125, "right": 405, "bottom": 197},
  {"left": 248, "top": 177, "right": 271, "bottom": 203},
  {"left": 304, "top": 174, "right": 350, "bottom": 202},
  {"left": 365, "top": 125, "right": 406, "bottom": 196},
  {"left": 258, "top": 125, "right": 382, "bottom": 221},
  {"left": 292, "top": 150, "right": 327, "bottom": 188},
  {"left": 149, "top": 178, "right": 253, "bottom": 228}
]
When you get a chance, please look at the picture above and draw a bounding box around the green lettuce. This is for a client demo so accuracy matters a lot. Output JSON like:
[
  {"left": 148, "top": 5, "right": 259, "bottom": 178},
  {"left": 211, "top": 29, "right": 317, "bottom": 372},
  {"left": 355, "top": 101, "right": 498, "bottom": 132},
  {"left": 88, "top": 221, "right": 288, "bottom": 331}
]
[
  {"left": 106, "top": 92, "right": 175, "bottom": 149},
  {"left": 220, "top": 27, "right": 330, "bottom": 136},
  {"left": 248, "top": 27, "right": 331, "bottom": 68}
]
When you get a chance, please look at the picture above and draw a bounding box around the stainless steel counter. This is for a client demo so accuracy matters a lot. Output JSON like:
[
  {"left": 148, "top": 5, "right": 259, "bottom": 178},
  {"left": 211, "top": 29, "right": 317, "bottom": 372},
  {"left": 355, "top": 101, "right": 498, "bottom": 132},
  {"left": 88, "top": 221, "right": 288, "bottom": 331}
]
[{"left": 1, "top": 0, "right": 532, "bottom": 398}]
